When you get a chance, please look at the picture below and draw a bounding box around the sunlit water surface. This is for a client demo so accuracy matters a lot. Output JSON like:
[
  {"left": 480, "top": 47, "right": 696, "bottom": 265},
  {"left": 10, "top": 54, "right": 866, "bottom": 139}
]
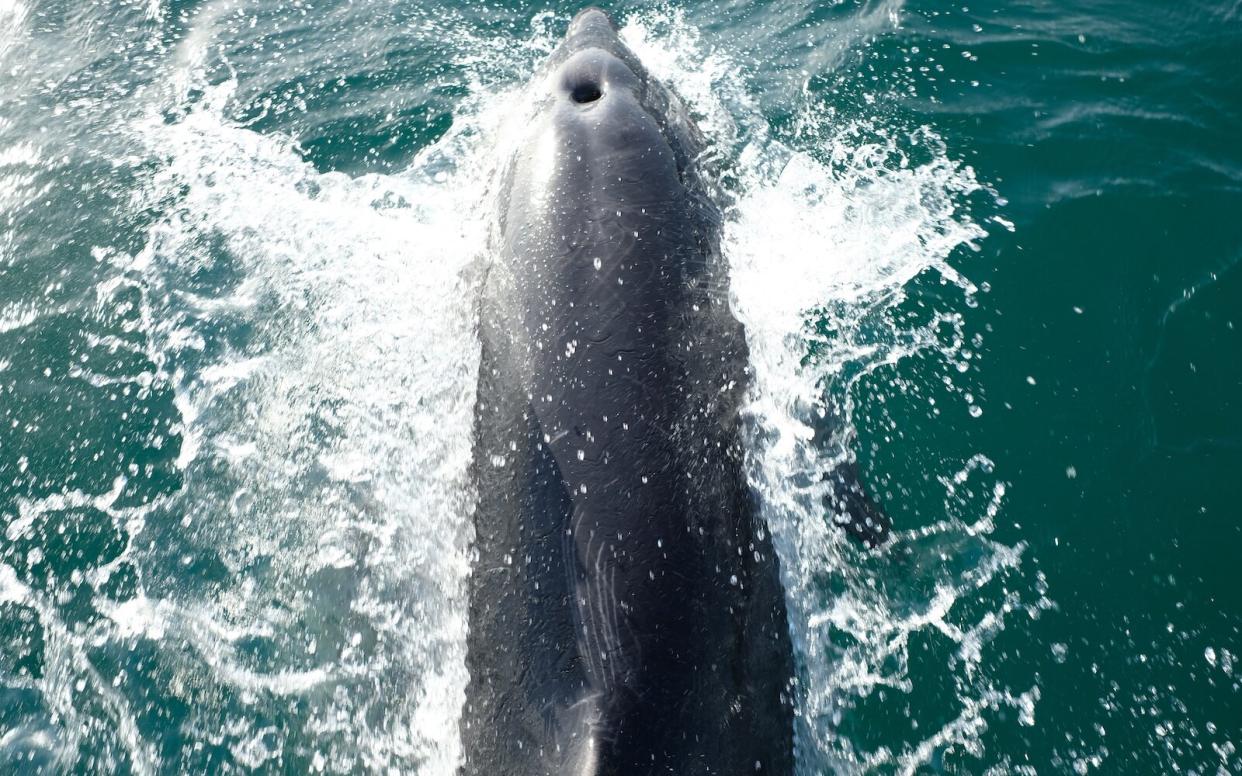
[{"left": 1, "top": 0, "right": 1239, "bottom": 773}]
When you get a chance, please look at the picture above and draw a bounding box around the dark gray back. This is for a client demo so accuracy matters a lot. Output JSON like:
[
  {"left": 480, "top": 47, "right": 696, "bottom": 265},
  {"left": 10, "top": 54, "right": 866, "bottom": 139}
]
[{"left": 462, "top": 10, "right": 794, "bottom": 775}]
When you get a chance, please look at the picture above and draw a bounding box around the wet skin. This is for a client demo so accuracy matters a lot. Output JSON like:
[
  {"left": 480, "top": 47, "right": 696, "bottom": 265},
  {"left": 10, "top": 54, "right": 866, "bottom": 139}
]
[{"left": 461, "top": 9, "right": 795, "bottom": 775}]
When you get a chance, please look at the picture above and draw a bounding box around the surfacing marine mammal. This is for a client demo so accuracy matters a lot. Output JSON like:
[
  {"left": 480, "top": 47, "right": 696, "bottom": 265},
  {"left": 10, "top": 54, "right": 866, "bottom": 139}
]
[{"left": 461, "top": 9, "right": 889, "bottom": 774}]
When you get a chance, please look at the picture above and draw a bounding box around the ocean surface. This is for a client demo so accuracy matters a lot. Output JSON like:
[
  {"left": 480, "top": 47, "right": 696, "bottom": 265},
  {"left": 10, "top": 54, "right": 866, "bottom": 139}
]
[{"left": 1, "top": 0, "right": 1239, "bottom": 773}]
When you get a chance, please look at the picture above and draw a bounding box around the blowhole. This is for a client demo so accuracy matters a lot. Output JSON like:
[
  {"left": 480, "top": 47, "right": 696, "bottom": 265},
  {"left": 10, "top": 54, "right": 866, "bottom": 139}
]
[{"left": 571, "top": 83, "right": 603, "bottom": 104}]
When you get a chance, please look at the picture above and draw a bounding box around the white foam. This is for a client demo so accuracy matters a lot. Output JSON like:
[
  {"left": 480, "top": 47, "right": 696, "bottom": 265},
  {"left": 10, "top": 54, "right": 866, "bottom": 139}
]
[
  {"left": 0, "top": 0, "right": 28, "bottom": 60},
  {"left": 18, "top": 11, "right": 536, "bottom": 763},
  {"left": 121, "top": 75, "right": 489, "bottom": 768},
  {"left": 0, "top": 141, "right": 50, "bottom": 234}
]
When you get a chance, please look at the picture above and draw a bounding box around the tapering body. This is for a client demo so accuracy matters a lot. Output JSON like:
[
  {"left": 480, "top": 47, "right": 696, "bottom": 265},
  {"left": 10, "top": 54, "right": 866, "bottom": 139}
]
[{"left": 461, "top": 10, "right": 795, "bottom": 775}]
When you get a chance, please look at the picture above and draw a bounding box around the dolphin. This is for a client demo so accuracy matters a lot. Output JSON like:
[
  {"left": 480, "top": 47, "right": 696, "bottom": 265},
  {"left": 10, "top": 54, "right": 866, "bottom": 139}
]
[{"left": 461, "top": 9, "right": 889, "bottom": 774}]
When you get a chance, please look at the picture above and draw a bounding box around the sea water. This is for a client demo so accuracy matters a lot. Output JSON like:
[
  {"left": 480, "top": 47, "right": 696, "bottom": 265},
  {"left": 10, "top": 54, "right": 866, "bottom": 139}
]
[{"left": 1, "top": 1, "right": 1239, "bottom": 773}]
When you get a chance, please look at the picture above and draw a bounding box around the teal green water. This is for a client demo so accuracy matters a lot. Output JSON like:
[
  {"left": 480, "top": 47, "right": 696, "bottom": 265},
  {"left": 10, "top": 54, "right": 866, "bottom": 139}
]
[{"left": 1, "top": 0, "right": 1239, "bottom": 773}]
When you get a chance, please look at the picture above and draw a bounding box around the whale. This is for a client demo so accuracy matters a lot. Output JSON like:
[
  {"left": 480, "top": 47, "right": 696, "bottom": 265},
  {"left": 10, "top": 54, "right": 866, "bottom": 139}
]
[{"left": 461, "top": 9, "right": 889, "bottom": 775}]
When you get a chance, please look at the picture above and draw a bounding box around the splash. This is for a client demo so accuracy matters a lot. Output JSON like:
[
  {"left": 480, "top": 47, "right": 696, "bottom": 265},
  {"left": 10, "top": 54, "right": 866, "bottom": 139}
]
[
  {"left": 127, "top": 82, "right": 483, "bottom": 769},
  {"left": 7, "top": 15, "right": 533, "bottom": 772},
  {"left": 0, "top": 0, "right": 29, "bottom": 61},
  {"left": 126, "top": 78, "right": 493, "bottom": 767},
  {"left": 0, "top": 4, "right": 570, "bottom": 768}
]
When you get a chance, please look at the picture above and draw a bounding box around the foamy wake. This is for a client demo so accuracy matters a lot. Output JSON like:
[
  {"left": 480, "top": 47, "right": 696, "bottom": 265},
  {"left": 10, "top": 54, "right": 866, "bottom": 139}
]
[
  {"left": 5, "top": 9, "right": 555, "bottom": 771},
  {"left": 121, "top": 71, "right": 501, "bottom": 768},
  {"left": 49, "top": 36, "right": 515, "bottom": 768},
  {"left": 0, "top": 0, "right": 30, "bottom": 61}
]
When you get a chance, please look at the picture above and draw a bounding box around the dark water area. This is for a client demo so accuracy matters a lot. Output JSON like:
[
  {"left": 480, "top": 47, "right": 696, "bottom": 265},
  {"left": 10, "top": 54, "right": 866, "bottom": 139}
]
[{"left": 0, "top": 0, "right": 1239, "bottom": 772}]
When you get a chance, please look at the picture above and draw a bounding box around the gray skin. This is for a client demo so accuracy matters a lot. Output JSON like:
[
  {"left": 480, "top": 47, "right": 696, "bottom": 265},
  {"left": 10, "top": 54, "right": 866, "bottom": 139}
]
[{"left": 462, "top": 9, "right": 885, "bottom": 775}]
